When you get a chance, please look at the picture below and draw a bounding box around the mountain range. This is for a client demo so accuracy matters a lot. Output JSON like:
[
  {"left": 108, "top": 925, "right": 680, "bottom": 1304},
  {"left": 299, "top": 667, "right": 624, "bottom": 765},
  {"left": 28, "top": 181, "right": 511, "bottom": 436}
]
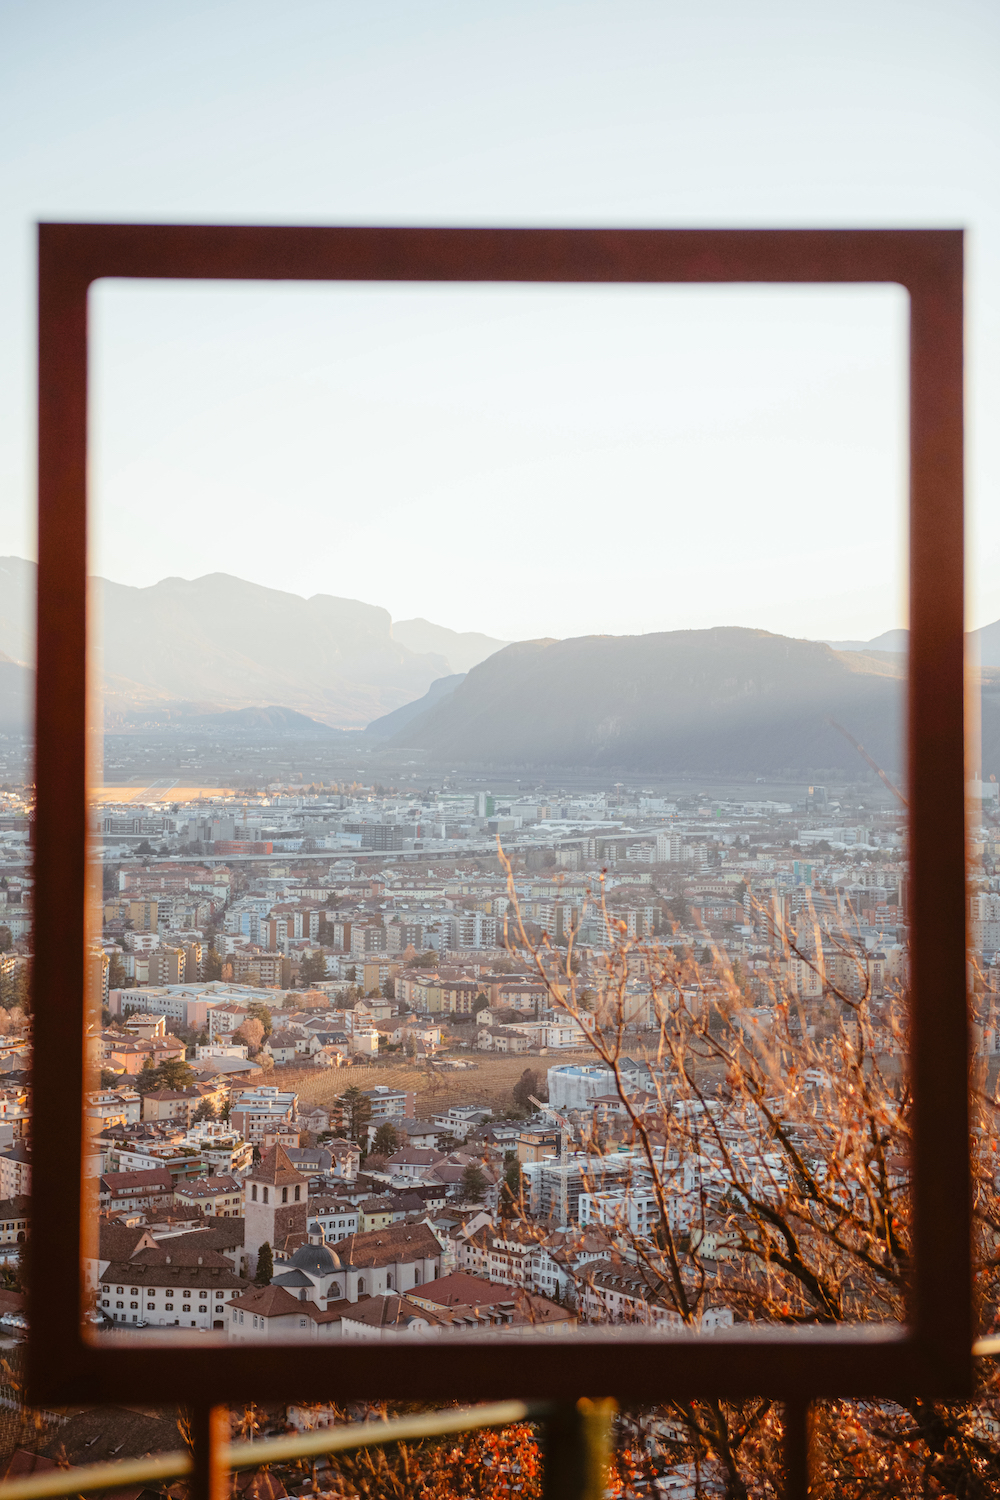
[
  {"left": 826, "top": 620, "right": 1000, "bottom": 666},
  {"left": 3, "top": 554, "right": 1000, "bottom": 776},
  {"left": 0, "top": 559, "right": 505, "bottom": 734}
]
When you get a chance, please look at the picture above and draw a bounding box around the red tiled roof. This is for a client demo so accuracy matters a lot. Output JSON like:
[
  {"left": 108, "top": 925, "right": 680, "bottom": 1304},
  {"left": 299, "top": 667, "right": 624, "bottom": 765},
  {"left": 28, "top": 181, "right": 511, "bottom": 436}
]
[
  {"left": 246, "top": 1144, "right": 307, "bottom": 1188},
  {"left": 230, "top": 1284, "right": 304, "bottom": 1317},
  {"left": 0, "top": 1452, "right": 61, "bottom": 1482},
  {"left": 97, "top": 1222, "right": 158, "bottom": 1263},
  {"left": 386, "top": 1147, "right": 444, "bottom": 1166},
  {"left": 410, "top": 1271, "right": 515, "bottom": 1308},
  {"left": 100, "top": 1168, "right": 174, "bottom": 1195},
  {"left": 328, "top": 1222, "right": 440, "bottom": 1270},
  {"left": 340, "top": 1294, "right": 438, "bottom": 1328},
  {"left": 176, "top": 1175, "right": 240, "bottom": 1196},
  {"left": 119, "top": 1243, "right": 234, "bottom": 1270}
]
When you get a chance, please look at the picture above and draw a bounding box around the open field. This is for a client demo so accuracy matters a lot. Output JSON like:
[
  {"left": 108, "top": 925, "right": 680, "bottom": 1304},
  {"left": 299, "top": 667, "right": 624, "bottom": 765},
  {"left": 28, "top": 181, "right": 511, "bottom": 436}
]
[
  {"left": 275, "top": 1050, "right": 600, "bottom": 1119},
  {"left": 93, "top": 781, "right": 236, "bottom": 803}
]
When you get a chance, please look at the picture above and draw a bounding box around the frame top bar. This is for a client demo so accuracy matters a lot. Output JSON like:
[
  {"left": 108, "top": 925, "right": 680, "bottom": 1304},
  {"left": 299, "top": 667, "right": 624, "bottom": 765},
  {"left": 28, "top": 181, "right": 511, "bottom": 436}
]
[{"left": 38, "top": 221, "right": 962, "bottom": 289}]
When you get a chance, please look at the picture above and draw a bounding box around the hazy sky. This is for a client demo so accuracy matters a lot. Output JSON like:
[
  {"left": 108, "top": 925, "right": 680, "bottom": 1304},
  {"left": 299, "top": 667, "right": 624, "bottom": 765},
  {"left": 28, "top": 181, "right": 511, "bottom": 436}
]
[{"left": 3, "top": 1, "right": 999, "bottom": 642}]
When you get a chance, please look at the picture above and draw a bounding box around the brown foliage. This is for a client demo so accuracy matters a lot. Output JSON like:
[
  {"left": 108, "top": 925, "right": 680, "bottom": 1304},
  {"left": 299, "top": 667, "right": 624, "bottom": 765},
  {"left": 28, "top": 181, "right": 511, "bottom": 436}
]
[{"left": 497, "top": 848, "right": 1000, "bottom": 1499}]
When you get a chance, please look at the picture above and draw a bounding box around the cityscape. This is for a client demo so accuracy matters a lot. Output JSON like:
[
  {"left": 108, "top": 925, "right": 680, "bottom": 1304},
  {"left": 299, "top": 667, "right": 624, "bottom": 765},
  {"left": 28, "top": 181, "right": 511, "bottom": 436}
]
[{"left": 3, "top": 618, "right": 999, "bottom": 1486}]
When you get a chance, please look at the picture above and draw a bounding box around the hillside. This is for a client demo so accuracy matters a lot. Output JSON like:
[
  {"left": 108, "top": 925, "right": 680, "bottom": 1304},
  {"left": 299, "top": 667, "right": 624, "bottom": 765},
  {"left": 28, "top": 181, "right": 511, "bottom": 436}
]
[
  {"left": 364, "top": 672, "right": 465, "bottom": 739},
  {"left": 389, "top": 627, "right": 917, "bottom": 775}
]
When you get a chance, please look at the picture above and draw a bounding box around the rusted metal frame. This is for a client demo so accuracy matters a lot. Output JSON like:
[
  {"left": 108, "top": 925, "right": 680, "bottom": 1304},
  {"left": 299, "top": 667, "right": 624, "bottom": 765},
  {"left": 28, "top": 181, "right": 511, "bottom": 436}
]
[
  {"left": 30, "top": 224, "right": 968, "bottom": 1410},
  {"left": 905, "top": 245, "right": 970, "bottom": 1393},
  {"left": 22, "top": 1327, "right": 946, "bottom": 1407},
  {"left": 542, "top": 1399, "right": 617, "bottom": 1500},
  {"left": 782, "top": 1399, "right": 811, "bottom": 1500},
  {"left": 188, "top": 1405, "right": 230, "bottom": 1500}
]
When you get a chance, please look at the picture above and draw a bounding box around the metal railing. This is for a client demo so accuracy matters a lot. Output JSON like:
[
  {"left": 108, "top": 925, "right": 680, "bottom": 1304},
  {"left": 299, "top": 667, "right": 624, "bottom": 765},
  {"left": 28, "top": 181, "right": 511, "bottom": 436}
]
[
  {"left": 0, "top": 1398, "right": 617, "bottom": 1500},
  {"left": 5, "top": 1344, "right": 999, "bottom": 1500}
]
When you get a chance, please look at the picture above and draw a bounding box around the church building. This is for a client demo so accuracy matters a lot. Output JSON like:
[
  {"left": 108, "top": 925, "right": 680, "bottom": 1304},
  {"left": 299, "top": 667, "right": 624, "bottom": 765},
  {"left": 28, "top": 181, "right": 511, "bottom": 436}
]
[{"left": 242, "top": 1143, "right": 308, "bottom": 1275}]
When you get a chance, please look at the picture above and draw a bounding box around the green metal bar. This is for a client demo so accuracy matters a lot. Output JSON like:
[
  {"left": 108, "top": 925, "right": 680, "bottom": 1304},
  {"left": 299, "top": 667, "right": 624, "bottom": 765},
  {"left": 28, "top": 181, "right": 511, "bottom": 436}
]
[
  {"left": 0, "top": 1399, "right": 552, "bottom": 1500},
  {"left": 0, "top": 1453, "right": 194, "bottom": 1500},
  {"left": 227, "top": 1398, "right": 551, "bottom": 1469}
]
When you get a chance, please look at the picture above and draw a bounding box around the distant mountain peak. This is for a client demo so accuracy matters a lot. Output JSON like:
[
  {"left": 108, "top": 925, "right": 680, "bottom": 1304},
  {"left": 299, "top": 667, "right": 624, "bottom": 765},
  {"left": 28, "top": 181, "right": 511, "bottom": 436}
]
[{"left": 391, "top": 617, "right": 508, "bottom": 675}]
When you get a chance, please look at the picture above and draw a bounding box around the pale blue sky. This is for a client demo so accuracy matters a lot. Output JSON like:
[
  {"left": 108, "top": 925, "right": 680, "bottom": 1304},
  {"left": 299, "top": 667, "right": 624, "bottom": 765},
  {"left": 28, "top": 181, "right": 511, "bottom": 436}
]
[{"left": 2, "top": 0, "right": 998, "bottom": 641}]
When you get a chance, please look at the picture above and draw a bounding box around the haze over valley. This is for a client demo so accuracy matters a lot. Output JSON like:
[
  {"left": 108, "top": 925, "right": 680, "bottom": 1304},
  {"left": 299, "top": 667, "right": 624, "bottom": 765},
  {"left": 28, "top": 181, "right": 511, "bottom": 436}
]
[{"left": 3, "top": 557, "right": 1000, "bottom": 778}]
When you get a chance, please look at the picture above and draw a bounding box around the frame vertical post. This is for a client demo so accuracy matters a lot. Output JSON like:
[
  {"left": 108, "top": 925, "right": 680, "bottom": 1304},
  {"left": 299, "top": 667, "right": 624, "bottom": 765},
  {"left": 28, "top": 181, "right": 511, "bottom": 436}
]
[
  {"left": 782, "top": 1399, "right": 811, "bottom": 1500},
  {"left": 542, "top": 1399, "right": 616, "bottom": 1500},
  {"left": 188, "top": 1405, "right": 230, "bottom": 1500}
]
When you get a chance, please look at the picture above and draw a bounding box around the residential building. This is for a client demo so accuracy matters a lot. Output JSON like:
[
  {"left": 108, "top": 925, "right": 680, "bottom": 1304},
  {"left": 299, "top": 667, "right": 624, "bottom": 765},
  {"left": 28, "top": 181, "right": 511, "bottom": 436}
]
[
  {"left": 99, "top": 1248, "right": 248, "bottom": 1330},
  {"left": 230, "top": 1087, "right": 298, "bottom": 1143},
  {"left": 174, "top": 1175, "right": 243, "bottom": 1218}
]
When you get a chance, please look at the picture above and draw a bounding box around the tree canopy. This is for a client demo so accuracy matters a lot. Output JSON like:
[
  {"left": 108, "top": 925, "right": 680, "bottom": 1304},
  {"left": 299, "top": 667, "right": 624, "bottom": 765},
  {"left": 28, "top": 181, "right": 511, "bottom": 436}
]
[
  {"left": 246, "top": 1000, "right": 273, "bottom": 1037},
  {"left": 460, "top": 1163, "right": 489, "bottom": 1201},
  {"left": 234, "top": 1017, "right": 265, "bottom": 1054},
  {"left": 254, "top": 1241, "right": 273, "bottom": 1286},
  {"left": 339, "top": 1086, "right": 372, "bottom": 1145},
  {"left": 512, "top": 1068, "right": 546, "bottom": 1112},
  {"left": 202, "top": 949, "right": 223, "bottom": 982},
  {"left": 298, "top": 952, "right": 327, "bottom": 986},
  {"left": 135, "top": 1056, "right": 196, "bottom": 1093},
  {"left": 371, "top": 1122, "right": 400, "bottom": 1157}
]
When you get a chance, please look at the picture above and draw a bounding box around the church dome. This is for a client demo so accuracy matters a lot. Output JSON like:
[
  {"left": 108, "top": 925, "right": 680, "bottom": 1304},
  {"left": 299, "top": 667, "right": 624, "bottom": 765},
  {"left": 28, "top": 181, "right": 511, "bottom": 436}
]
[{"left": 291, "top": 1242, "right": 339, "bottom": 1276}]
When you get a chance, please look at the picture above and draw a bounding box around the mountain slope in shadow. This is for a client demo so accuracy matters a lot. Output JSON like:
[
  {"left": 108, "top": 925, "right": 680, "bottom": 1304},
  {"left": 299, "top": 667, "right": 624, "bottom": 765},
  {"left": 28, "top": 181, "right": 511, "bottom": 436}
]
[{"left": 390, "top": 627, "right": 917, "bottom": 774}]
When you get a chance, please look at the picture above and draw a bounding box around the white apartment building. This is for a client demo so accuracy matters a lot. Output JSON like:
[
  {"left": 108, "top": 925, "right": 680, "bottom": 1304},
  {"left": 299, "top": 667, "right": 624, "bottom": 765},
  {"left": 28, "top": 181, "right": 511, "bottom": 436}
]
[
  {"left": 183, "top": 1123, "right": 255, "bottom": 1176},
  {"left": 656, "top": 833, "right": 683, "bottom": 863},
  {"left": 99, "top": 1262, "right": 244, "bottom": 1330},
  {"left": 229, "top": 1087, "right": 298, "bottom": 1142}
]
